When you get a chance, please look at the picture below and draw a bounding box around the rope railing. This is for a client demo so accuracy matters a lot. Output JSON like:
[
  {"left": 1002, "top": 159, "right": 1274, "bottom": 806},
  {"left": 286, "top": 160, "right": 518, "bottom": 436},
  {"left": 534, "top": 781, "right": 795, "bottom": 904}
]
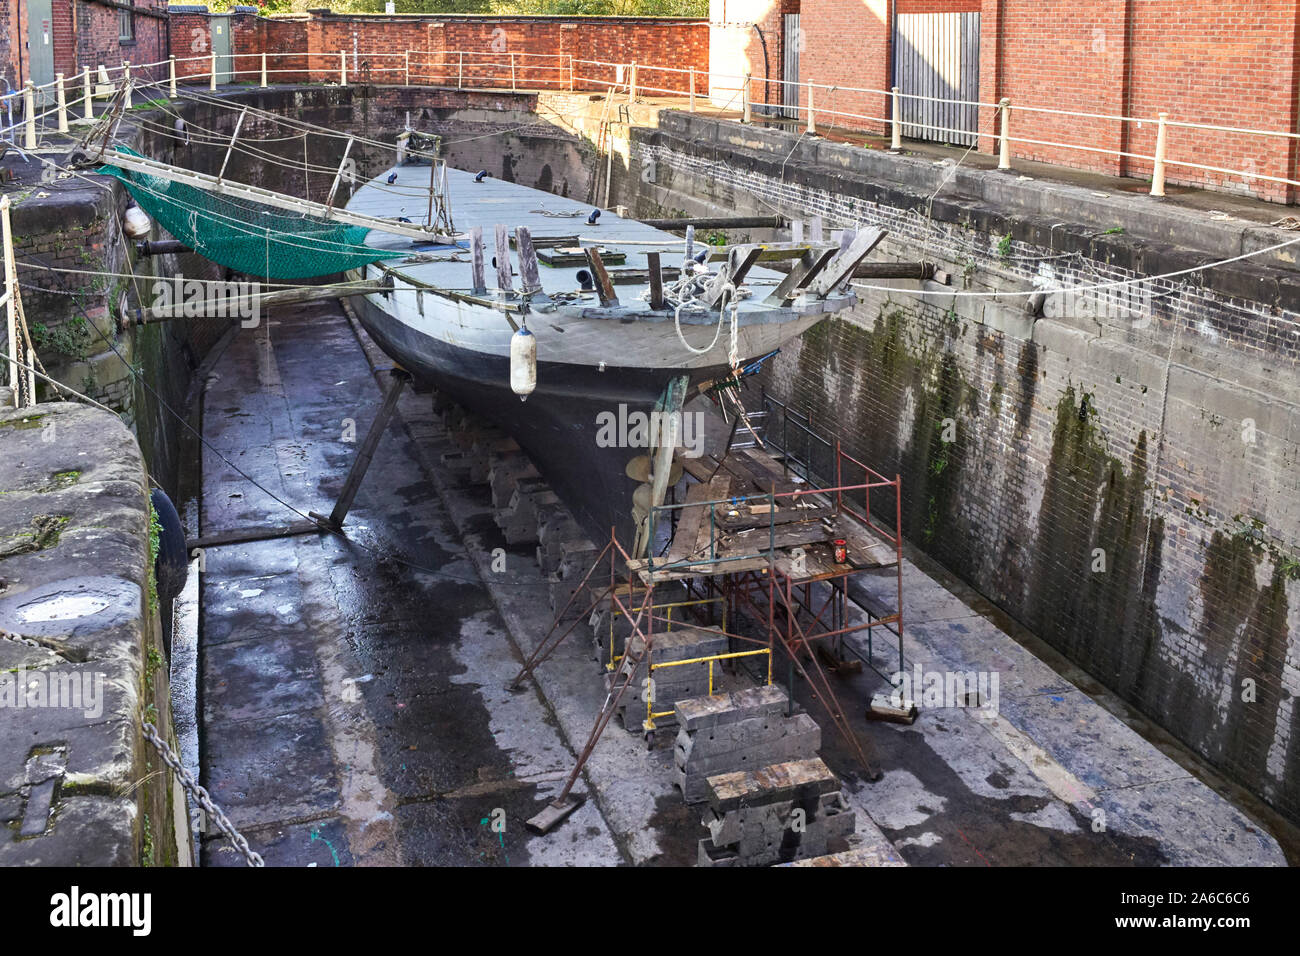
[{"left": 6, "top": 46, "right": 1297, "bottom": 200}]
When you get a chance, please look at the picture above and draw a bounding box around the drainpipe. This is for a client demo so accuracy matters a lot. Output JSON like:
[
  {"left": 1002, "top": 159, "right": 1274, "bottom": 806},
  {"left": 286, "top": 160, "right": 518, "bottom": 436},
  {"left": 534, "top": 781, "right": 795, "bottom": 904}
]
[{"left": 750, "top": 22, "right": 770, "bottom": 113}]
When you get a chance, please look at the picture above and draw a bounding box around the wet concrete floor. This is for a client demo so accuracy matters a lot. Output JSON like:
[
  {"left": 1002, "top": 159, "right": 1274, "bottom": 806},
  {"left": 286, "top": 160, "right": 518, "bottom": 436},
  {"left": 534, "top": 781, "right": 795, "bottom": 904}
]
[{"left": 195, "top": 302, "right": 623, "bottom": 866}]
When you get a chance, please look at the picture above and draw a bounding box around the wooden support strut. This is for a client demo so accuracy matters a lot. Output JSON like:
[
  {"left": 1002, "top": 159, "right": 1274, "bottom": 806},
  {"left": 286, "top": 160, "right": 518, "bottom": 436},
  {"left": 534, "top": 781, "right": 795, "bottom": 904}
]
[
  {"left": 809, "top": 227, "right": 887, "bottom": 297},
  {"left": 309, "top": 368, "right": 412, "bottom": 533},
  {"left": 189, "top": 368, "right": 412, "bottom": 550},
  {"left": 584, "top": 247, "right": 619, "bottom": 307},
  {"left": 324, "top": 137, "right": 355, "bottom": 213},
  {"left": 646, "top": 250, "right": 665, "bottom": 310},
  {"left": 215, "top": 107, "right": 248, "bottom": 186}
]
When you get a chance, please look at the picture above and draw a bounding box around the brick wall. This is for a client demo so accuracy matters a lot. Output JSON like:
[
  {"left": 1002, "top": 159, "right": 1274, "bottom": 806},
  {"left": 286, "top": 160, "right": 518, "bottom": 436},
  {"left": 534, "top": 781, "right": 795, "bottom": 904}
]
[
  {"left": 167, "top": 10, "right": 708, "bottom": 91},
  {"left": 0, "top": 0, "right": 22, "bottom": 90},
  {"left": 714, "top": 1, "right": 1300, "bottom": 203},
  {"left": 45, "top": 0, "right": 169, "bottom": 87}
]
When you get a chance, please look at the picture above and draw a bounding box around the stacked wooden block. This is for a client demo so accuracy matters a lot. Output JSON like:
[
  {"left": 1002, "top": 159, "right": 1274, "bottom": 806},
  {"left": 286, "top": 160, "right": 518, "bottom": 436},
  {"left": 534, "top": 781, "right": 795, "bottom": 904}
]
[
  {"left": 672, "top": 686, "right": 821, "bottom": 804},
  {"left": 697, "top": 757, "right": 856, "bottom": 867}
]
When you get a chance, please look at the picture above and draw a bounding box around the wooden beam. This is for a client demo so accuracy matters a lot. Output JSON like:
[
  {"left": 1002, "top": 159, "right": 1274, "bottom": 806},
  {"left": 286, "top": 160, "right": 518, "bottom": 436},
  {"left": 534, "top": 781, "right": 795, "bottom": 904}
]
[
  {"left": 764, "top": 247, "right": 836, "bottom": 304},
  {"left": 647, "top": 250, "right": 665, "bottom": 310},
  {"left": 584, "top": 247, "right": 619, "bottom": 307},
  {"left": 639, "top": 215, "right": 785, "bottom": 231},
  {"left": 515, "top": 226, "right": 543, "bottom": 296},
  {"left": 469, "top": 226, "right": 486, "bottom": 294},
  {"left": 809, "top": 227, "right": 887, "bottom": 297},
  {"left": 494, "top": 223, "right": 513, "bottom": 293}
]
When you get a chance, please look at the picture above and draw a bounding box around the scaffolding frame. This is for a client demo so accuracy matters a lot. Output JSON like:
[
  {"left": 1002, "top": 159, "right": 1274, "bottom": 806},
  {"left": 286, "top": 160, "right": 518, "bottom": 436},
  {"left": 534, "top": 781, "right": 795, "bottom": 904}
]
[{"left": 519, "top": 437, "right": 906, "bottom": 822}]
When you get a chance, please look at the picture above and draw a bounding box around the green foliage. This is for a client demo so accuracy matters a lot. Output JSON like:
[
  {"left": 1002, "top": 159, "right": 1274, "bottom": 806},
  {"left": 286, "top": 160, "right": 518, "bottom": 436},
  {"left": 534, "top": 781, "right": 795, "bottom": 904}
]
[
  {"left": 31, "top": 316, "right": 92, "bottom": 360},
  {"left": 996, "top": 233, "right": 1012, "bottom": 259},
  {"left": 147, "top": 502, "right": 161, "bottom": 617}
]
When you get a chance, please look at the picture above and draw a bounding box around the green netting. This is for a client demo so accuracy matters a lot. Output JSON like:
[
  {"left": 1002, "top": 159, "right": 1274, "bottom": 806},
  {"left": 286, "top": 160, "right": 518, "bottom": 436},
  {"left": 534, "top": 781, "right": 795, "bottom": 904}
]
[{"left": 98, "top": 147, "right": 392, "bottom": 280}]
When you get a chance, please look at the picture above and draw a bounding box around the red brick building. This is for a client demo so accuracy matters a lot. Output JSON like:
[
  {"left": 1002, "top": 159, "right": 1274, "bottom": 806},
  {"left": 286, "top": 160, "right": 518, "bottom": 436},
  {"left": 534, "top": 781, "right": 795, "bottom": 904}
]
[
  {"left": 712, "top": 0, "right": 1300, "bottom": 203},
  {"left": 1, "top": 0, "right": 167, "bottom": 93}
]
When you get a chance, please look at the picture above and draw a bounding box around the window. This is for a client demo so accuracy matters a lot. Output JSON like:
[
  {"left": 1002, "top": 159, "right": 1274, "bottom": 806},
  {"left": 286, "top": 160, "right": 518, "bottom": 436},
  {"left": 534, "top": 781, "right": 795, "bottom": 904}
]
[{"left": 119, "top": 3, "right": 134, "bottom": 42}]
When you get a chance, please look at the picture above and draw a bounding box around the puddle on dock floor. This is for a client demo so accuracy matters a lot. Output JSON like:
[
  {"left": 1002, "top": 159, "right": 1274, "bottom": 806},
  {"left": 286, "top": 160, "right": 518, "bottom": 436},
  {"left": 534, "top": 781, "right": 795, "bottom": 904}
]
[{"left": 196, "top": 301, "right": 621, "bottom": 866}]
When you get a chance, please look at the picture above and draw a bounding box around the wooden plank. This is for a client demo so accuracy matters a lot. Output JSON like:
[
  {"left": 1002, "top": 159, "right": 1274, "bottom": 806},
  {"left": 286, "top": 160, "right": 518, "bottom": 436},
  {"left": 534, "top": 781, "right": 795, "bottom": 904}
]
[
  {"left": 647, "top": 250, "right": 665, "bottom": 310},
  {"left": 764, "top": 247, "right": 835, "bottom": 303},
  {"left": 680, "top": 454, "right": 719, "bottom": 483},
  {"left": 810, "top": 227, "right": 887, "bottom": 296},
  {"left": 514, "top": 225, "right": 542, "bottom": 294},
  {"left": 740, "top": 445, "right": 791, "bottom": 482},
  {"left": 188, "top": 520, "right": 320, "bottom": 550},
  {"left": 693, "top": 473, "right": 733, "bottom": 560},
  {"left": 584, "top": 246, "right": 619, "bottom": 307},
  {"left": 715, "top": 520, "right": 829, "bottom": 558},
  {"left": 469, "top": 226, "right": 486, "bottom": 294},
  {"left": 662, "top": 480, "right": 711, "bottom": 566},
  {"left": 494, "top": 223, "right": 513, "bottom": 292},
  {"left": 717, "top": 500, "right": 833, "bottom": 532}
]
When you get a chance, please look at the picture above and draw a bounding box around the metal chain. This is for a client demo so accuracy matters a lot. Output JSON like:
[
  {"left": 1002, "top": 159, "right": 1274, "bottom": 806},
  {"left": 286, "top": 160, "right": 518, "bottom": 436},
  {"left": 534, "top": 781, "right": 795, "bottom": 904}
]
[{"left": 141, "top": 721, "right": 265, "bottom": 867}]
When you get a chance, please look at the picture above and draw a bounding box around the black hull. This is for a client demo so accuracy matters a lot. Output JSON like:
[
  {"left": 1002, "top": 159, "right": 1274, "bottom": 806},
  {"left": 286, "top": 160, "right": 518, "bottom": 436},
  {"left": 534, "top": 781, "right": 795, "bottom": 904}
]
[{"left": 354, "top": 296, "right": 727, "bottom": 549}]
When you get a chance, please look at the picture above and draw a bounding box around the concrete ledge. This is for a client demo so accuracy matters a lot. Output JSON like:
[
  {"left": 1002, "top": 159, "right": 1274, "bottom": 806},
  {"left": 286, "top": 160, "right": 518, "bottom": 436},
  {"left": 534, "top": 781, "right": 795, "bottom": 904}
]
[{"left": 0, "top": 403, "right": 188, "bottom": 866}]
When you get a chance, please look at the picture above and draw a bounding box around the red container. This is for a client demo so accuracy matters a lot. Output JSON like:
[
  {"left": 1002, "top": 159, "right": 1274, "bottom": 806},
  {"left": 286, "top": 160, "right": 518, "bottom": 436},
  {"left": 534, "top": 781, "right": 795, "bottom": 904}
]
[{"left": 833, "top": 539, "right": 848, "bottom": 564}]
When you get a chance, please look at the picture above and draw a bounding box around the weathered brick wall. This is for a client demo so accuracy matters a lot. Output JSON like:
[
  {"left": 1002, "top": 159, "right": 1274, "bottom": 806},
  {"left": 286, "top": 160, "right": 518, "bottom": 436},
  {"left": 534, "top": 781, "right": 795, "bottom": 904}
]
[
  {"left": 0, "top": 0, "right": 24, "bottom": 95},
  {"left": 980, "top": 1, "right": 1299, "bottom": 203},
  {"left": 170, "top": 10, "right": 215, "bottom": 81},
  {"left": 714, "top": 1, "right": 1300, "bottom": 203},
  {"left": 168, "top": 10, "right": 708, "bottom": 91},
  {"left": 627, "top": 113, "right": 1300, "bottom": 824},
  {"left": 1121, "top": 2, "right": 1297, "bottom": 201},
  {"left": 44, "top": 0, "right": 170, "bottom": 85}
]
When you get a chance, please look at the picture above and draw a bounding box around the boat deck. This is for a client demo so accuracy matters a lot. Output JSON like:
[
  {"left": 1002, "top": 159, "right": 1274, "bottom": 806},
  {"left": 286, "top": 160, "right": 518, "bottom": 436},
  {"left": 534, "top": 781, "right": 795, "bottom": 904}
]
[{"left": 346, "top": 162, "right": 793, "bottom": 314}]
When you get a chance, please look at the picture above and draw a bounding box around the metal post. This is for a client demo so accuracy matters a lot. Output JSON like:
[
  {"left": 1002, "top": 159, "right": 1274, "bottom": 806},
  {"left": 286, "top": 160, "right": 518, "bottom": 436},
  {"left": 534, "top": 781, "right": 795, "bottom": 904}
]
[
  {"left": 806, "top": 78, "right": 816, "bottom": 135},
  {"left": 261, "top": 52, "right": 268, "bottom": 88},
  {"left": 1, "top": 194, "right": 17, "bottom": 402},
  {"left": 122, "top": 61, "right": 133, "bottom": 108},
  {"left": 742, "top": 68, "right": 751, "bottom": 123},
  {"left": 55, "top": 73, "right": 67, "bottom": 133},
  {"left": 83, "top": 67, "right": 93, "bottom": 121},
  {"left": 404, "top": 50, "right": 410, "bottom": 87},
  {"left": 568, "top": 54, "right": 574, "bottom": 91},
  {"left": 689, "top": 66, "right": 695, "bottom": 112},
  {"left": 890, "top": 86, "right": 902, "bottom": 150},
  {"left": 210, "top": 51, "right": 217, "bottom": 91},
  {"left": 341, "top": 51, "right": 347, "bottom": 87},
  {"left": 998, "top": 98, "right": 1012, "bottom": 170},
  {"left": 23, "top": 82, "right": 35, "bottom": 149},
  {"left": 629, "top": 60, "right": 638, "bottom": 103},
  {"left": 458, "top": 51, "right": 464, "bottom": 90},
  {"left": 1151, "top": 111, "right": 1169, "bottom": 197},
  {"left": 510, "top": 51, "right": 517, "bottom": 91},
  {"left": 168, "top": 55, "right": 177, "bottom": 98}
]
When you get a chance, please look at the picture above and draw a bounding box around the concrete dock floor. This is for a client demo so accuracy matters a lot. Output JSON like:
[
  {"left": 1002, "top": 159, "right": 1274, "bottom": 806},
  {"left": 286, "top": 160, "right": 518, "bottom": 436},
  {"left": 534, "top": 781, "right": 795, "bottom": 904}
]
[{"left": 189, "top": 300, "right": 1287, "bottom": 866}]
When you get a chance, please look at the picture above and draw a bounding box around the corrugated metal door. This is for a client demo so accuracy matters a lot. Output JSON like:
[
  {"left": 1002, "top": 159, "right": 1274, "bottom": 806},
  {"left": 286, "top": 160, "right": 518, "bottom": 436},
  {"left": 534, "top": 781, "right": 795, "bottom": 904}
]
[
  {"left": 892, "top": 12, "right": 980, "bottom": 146},
  {"left": 782, "top": 14, "right": 800, "bottom": 118}
]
